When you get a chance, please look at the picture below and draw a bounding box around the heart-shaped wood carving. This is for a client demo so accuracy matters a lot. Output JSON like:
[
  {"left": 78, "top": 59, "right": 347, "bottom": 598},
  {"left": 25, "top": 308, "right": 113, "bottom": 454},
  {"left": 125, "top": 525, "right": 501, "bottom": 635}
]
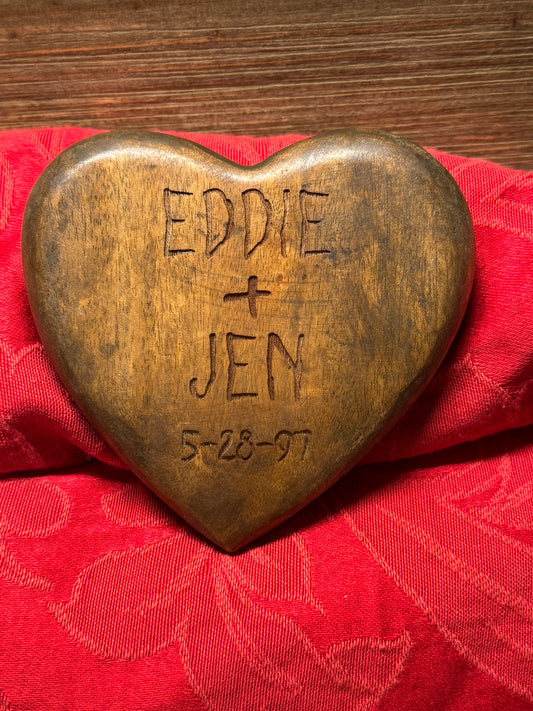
[{"left": 22, "top": 130, "right": 474, "bottom": 551}]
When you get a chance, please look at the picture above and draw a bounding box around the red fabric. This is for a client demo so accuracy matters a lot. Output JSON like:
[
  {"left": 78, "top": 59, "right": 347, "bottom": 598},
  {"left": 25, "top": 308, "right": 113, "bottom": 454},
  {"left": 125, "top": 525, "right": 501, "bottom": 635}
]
[{"left": 0, "top": 127, "right": 532, "bottom": 710}]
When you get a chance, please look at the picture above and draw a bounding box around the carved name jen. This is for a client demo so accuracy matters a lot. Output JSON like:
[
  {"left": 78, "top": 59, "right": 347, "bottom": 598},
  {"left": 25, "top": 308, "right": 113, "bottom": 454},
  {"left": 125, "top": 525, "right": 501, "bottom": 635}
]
[
  {"left": 189, "top": 331, "right": 305, "bottom": 402},
  {"left": 163, "top": 186, "right": 331, "bottom": 258}
]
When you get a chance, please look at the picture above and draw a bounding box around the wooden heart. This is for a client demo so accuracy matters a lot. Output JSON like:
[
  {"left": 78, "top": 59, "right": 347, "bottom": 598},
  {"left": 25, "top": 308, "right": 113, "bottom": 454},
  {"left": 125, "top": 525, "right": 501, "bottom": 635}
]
[{"left": 22, "top": 130, "right": 474, "bottom": 551}]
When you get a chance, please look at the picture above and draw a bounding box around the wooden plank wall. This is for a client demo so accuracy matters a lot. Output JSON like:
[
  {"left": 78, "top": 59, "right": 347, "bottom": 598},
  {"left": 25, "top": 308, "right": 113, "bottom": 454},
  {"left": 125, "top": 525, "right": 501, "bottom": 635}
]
[{"left": 0, "top": 0, "right": 531, "bottom": 167}]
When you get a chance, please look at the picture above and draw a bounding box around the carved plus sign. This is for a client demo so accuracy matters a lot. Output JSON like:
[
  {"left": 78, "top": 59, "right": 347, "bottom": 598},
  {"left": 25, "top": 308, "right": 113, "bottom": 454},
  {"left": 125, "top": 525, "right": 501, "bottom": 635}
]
[{"left": 223, "top": 276, "right": 271, "bottom": 318}]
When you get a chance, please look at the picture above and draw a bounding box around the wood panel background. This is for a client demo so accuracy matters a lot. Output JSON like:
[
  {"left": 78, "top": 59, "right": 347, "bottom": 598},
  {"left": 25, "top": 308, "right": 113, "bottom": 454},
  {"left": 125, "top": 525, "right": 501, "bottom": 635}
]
[{"left": 0, "top": 0, "right": 531, "bottom": 168}]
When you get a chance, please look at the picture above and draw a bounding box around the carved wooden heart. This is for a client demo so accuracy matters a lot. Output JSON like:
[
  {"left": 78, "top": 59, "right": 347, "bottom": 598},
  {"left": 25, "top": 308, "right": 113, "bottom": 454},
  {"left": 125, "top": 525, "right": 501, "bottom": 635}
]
[{"left": 22, "top": 130, "right": 474, "bottom": 551}]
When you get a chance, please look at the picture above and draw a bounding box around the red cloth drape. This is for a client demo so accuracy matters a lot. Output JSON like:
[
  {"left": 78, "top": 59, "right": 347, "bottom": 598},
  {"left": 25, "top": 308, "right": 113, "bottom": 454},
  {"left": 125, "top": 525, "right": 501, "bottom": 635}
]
[{"left": 0, "top": 127, "right": 531, "bottom": 711}]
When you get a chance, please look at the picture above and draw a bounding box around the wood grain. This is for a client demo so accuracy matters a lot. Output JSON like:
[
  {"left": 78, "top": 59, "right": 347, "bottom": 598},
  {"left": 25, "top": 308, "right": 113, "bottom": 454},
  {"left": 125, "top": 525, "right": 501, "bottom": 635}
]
[
  {"left": 0, "top": 0, "right": 531, "bottom": 168},
  {"left": 22, "top": 130, "right": 474, "bottom": 549}
]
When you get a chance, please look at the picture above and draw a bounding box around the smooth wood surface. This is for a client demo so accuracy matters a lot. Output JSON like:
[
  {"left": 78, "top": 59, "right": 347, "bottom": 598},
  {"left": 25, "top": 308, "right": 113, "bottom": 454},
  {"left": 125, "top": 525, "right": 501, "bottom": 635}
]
[
  {"left": 22, "top": 130, "right": 474, "bottom": 550},
  {"left": 0, "top": 0, "right": 531, "bottom": 169}
]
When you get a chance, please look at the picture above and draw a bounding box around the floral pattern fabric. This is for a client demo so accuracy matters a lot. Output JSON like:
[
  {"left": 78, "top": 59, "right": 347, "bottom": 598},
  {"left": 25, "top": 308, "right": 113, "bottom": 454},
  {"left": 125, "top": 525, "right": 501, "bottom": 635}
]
[{"left": 0, "top": 127, "right": 532, "bottom": 710}]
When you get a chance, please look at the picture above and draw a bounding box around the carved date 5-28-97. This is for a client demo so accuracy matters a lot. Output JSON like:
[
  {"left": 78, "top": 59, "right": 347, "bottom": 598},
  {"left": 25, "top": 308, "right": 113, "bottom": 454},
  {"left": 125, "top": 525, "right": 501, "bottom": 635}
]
[{"left": 180, "top": 428, "right": 311, "bottom": 463}]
